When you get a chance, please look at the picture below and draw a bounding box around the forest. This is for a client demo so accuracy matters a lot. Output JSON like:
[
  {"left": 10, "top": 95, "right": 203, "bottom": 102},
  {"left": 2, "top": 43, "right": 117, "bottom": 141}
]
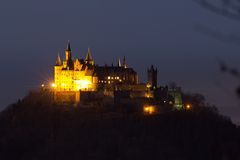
[{"left": 0, "top": 91, "right": 239, "bottom": 160}]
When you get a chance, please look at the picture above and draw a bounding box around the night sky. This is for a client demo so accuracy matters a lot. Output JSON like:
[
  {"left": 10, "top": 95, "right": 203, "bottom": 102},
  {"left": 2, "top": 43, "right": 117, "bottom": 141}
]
[{"left": 1, "top": 0, "right": 240, "bottom": 123}]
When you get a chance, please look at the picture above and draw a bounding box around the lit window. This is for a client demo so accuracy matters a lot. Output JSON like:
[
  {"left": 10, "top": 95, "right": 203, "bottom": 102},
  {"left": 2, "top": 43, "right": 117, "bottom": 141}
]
[{"left": 108, "top": 76, "right": 111, "bottom": 80}]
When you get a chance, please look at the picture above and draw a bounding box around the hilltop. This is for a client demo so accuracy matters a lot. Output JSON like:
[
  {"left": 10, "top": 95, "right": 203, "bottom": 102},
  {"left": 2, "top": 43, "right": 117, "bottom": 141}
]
[{"left": 0, "top": 92, "right": 240, "bottom": 160}]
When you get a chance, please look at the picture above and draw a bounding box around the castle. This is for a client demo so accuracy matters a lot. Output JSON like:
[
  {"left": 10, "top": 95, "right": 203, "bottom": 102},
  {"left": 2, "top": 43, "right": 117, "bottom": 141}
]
[
  {"left": 51, "top": 41, "right": 182, "bottom": 109},
  {"left": 54, "top": 41, "right": 138, "bottom": 92},
  {"left": 54, "top": 42, "right": 97, "bottom": 92}
]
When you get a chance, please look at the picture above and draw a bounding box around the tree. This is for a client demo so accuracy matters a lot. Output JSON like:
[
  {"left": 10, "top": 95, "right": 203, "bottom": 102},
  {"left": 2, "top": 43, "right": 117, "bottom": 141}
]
[
  {"left": 193, "top": 0, "right": 240, "bottom": 20},
  {"left": 193, "top": 0, "right": 240, "bottom": 98}
]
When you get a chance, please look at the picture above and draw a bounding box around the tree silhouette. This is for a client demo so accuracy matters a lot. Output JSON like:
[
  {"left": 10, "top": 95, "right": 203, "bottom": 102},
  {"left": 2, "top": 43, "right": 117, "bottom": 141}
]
[
  {"left": 0, "top": 92, "right": 240, "bottom": 160},
  {"left": 193, "top": 0, "right": 240, "bottom": 20},
  {"left": 193, "top": 0, "right": 240, "bottom": 98}
]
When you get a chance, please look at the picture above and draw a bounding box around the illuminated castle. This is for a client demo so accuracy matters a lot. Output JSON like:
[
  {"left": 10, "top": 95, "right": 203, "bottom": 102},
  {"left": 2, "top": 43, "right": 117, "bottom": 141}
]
[
  {"left": 54, "top": 42, "right": 138, "bottom": 92},
  {"left": 54, "top": 42, "right": 98, "bottom": 91},
  {"left": 52, "top": 41, "right": 182, "bottom": 109}
]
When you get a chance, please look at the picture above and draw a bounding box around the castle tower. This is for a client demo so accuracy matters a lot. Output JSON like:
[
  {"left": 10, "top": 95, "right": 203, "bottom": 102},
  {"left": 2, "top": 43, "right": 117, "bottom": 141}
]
[
  {"left": 117, "top": 58, "right": 121, "bottom": 67},
  {"left": 123, "top": 56, "right": 127, "bottom": 68},
  {"left": 65, "top": 41, "right": 74, "bottom": 70},
  {"left": 55, "top": 53, "right": 62, "bottom": 66},
  {"left": 65, "top": 41, "right": 72, "bottom": 61},
  {"left": 147, "top": 65, "right": 157, "bottom": 89},
  {"left": 54, "top": 54, "right": 62, "bottom": 86},
  {"left": 85, "top": 47, "right": 94, "bottom": 65}
]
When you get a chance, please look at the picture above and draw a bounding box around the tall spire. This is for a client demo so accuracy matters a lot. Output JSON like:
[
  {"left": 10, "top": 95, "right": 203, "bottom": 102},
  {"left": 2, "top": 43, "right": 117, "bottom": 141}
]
[
  {"left": 117, "top": 58, "right": 121, "bottom": 67},
  {"left": 66, "top": 40, "right": 71, "bottom": 51},
  {"left": 85, "top": 47, "right": 94, "bottom": 65},
  {"left": 65, "top": 41, "right": 73, "bottom": 69},
  {"left": 85, "top": 47, "right": 92, "bottom": 60},
  {"left": 55, "top": 53, "right": 62, "bottom": 66},
  {"left": 123, "top": 56, "right": 127, "bottom": 68}
]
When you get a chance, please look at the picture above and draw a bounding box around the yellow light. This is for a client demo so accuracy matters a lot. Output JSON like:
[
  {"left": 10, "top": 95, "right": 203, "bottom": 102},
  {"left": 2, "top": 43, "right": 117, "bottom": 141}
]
[
  {"left": 143, "top": 105, "right": 156, "bottom": 114},
  {"left": 75, "top": 80, "right": 92, "bottom": 90},
  {"left": 146, "top": 83, "right": 151, "bottom": 88},
  {"left": 51, "top": 83, "right": 57, "bottom": 88},
  {"left": 186, "top": 104, "right": 191, "bottom": 110},
  {"left": 41, "top": 84, "right": 45, "bottom": 87},
  {"left": 145, "top": 92, "right": 153, "bottom": 98}
]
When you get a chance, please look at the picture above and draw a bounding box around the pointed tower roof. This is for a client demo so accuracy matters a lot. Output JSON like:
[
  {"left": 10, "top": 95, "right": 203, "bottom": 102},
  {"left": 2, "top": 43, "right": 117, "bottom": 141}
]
[
  {"left": 85, "top": 47, "right": 94, "bottom": 65},
  {"left": 66, "top": 40, "right": 71, "bottom": 51},
  {"left": 117, "top": 58, "right": 121, "bottom": 67},
  {"left": 85, "top": 47, "right": 93, "bottom": 61},
  {"left": 123, "top": 56, "right": 127, "bottom": 68},
  {"left": 55, "top": 53, "right": 62, "bottom": 66}
]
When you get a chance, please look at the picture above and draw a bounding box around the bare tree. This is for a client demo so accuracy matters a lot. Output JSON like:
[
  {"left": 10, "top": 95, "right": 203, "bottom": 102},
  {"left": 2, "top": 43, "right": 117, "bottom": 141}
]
[
  {"left": 193, "top": 0, "right": 240, "bottom": 98},
  {"left": 193, "top": 0, "right": 240, "bottom": 20},
  {"left": 193, "top": 0, "right": 240, "bottom": 44}
]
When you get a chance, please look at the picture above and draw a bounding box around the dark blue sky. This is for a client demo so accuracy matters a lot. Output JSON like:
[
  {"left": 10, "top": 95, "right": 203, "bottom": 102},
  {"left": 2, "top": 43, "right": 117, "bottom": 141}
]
[{"left": 1, "top": 0, "right": 240, "bottom": 123}]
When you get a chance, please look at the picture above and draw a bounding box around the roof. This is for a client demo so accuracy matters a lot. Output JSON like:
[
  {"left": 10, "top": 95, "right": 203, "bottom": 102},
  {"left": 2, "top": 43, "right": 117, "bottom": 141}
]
[{"left": 94, "top": 66, "right": 137, "bottom": 76}]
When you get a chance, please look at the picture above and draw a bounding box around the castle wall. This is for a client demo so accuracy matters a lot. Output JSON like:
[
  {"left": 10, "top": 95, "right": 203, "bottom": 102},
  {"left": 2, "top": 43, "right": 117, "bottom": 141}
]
[{"left": 54, "top": 91, "right": 80, "bottom": 104}]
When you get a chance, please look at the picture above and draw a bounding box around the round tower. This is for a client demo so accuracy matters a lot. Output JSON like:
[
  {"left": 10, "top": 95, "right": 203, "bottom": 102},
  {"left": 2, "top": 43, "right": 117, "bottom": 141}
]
[{"left": 54, "top": 54, "right": 62, "bottom": 90}]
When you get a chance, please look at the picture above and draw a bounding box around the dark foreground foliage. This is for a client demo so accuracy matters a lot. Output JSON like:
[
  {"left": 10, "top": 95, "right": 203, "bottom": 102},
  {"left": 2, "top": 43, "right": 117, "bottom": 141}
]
[{"left": 0, "top": 93, "right": 240, "bottom": 160}]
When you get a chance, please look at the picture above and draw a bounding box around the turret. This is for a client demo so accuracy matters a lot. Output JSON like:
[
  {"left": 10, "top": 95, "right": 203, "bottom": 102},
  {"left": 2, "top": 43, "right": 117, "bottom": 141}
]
[
  {"left": 65, "top": 41, "right": 72, "bottom": 61},
  {"left": 117, "top": 58, "right": 121, "bottom": 67},
  {"left": 65, "top": 41, "right": 74, "bottom": 70},
  {"left": 54, "top": 54, "right": 63, "bottom": 88},
  {"left": 123, "top": 56, "right": 127, "bottom": 68},
  {"left": 55, "top": 53, "right": 62, "bottom": 66},
  {"left": 85, "top": 47, "right": 94, "bottom": 65}
]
